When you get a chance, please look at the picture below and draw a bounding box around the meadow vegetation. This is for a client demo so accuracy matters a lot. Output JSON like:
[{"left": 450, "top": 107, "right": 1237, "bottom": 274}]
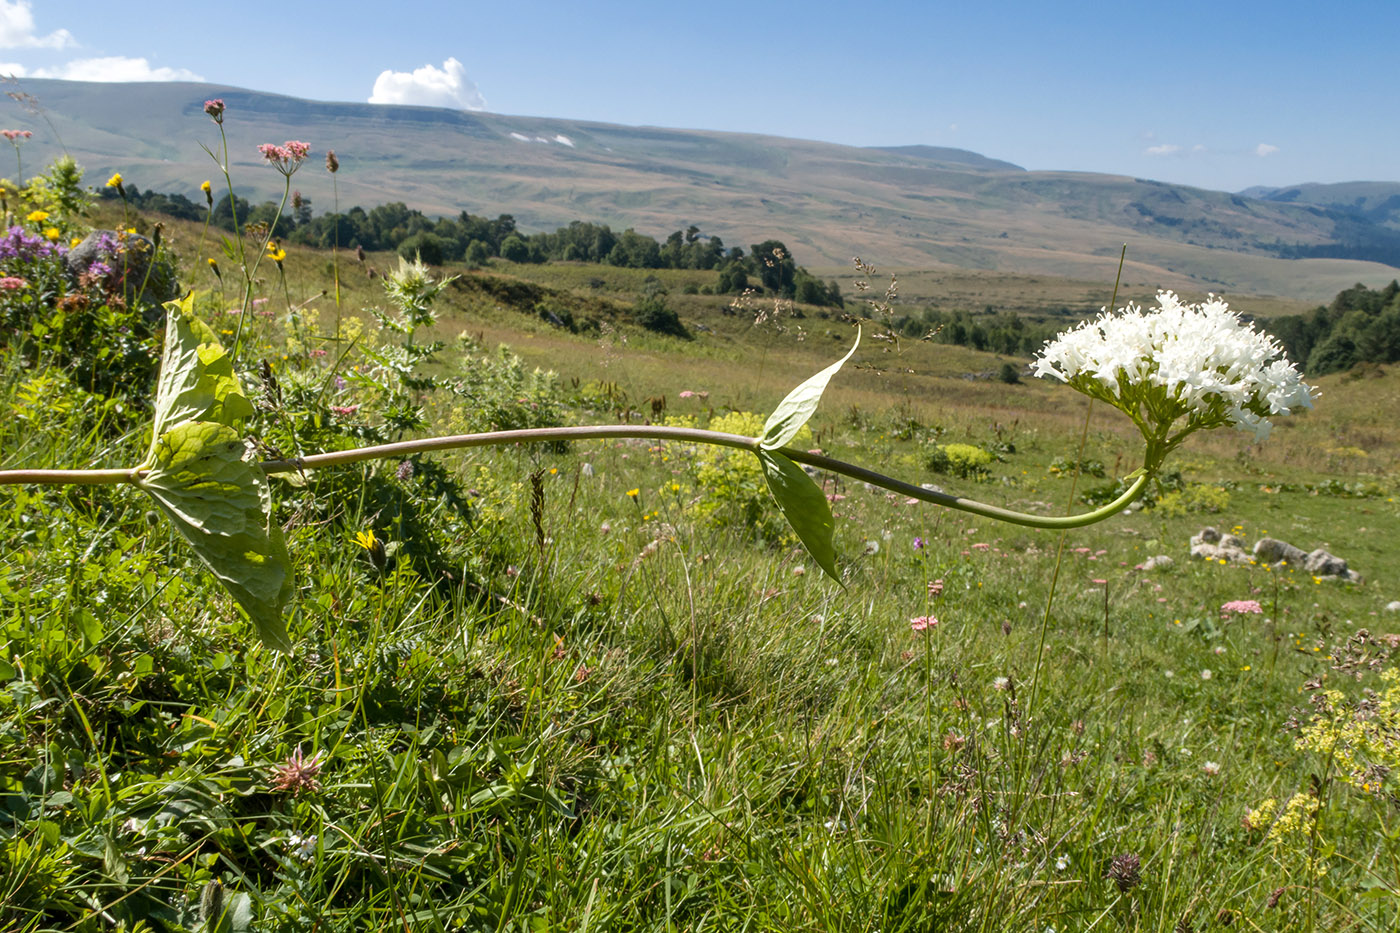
[{"left": 1, "top": 113, "right": 1399, "bottom": 932}]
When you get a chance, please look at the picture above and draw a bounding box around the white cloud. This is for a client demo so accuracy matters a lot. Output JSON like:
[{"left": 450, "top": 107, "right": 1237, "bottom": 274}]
[
  {"left": 1144, "top": 144, "right": 1182, "bottom": 157},
  {"left": 368, "top": 57, "right": 486, "bottom": 111},
  {"left": 0, "top": 1, "right": 73, "bottom": 50},
  {"left": 24, "top": 56, "right": 201, "bottom": 82},
  {"left": 1255, "top": 143, "right": 1279, "bottom": 157}
]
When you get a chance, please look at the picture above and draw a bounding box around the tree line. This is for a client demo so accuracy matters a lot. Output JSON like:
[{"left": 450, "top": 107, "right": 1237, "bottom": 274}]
[
  {"left": 1268, "top": 280, "right": 1400, "bottom": 374},
  {"left": 99, "top": 186, "right": 844, "bottom": 307}
]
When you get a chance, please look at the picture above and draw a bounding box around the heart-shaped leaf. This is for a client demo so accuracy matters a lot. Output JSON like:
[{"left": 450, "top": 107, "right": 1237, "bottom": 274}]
[
  {"left": 761, "top": 327, "right": 860, "bottom": 451},
  {"left": 138, "top": 421, "right": 293, "bottom": 651},
  {"left": 758, "top": 449, "right": 840, "bottom": 583}
]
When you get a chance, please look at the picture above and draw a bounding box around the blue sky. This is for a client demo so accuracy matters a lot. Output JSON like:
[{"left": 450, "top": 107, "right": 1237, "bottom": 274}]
[{"left": 1, "top": 0, "right": 1395, "bottom": 192}]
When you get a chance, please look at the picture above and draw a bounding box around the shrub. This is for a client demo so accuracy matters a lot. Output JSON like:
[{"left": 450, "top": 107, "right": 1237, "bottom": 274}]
[
  {"left": 926, "top": 442, "right": 993, "bottom": 479},
  {"left": 694, "top": 411, "right": 809, "bottom": 541},
  {"left": 1155, "top": 483, "right": 1231, "bottom": 516}
]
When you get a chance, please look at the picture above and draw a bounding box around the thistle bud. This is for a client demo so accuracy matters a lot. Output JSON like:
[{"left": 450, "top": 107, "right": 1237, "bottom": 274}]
[{"left": 325, "top": 149, "right": 339, "bottom": 173}]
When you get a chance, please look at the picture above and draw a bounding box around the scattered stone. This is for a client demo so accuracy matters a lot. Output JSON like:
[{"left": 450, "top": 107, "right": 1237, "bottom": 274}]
[
  {"left": 1190, "top": 527, "right": 1222, "bottom": 547},
  {"left": 1190, "top": 542, "right": 1251, "bottom": 564},
  {"left": 1136, "top": 554, "right": 1175, "bottom": 571},
  {"left": 65, "top": 229, "right": 180, "bottom": 314},
  {"left": 1190, "top": 527, "right": 1361, "bottom": 581},
  {"left": 1253, "top": 537, "right": 1308, "bottom": 567},
  {"left": 1304, "top": 548, "right": 1348, "bottom": 577}
]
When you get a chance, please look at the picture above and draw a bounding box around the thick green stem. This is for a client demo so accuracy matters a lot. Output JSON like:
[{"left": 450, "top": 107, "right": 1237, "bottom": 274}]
[{"left": 0, "top": 425, "right": 1150, "bottom": 529}]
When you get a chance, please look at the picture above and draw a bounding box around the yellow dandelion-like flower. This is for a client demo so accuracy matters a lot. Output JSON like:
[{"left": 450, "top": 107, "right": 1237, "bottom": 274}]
[
  {"left": 70, "top": 236, "right": 82, "bottom": 248},
  {"left": 266, "top": 243, "right": 287, "bottom": 263},
  {"left": 25, "top": 210, "right": 48, "bottom": 223},
  {"left": 353, "top": 529, "right": 378, "bottom": 551},
  {"left": 200, "top": 180, "right": 212, "bottom": 194},
  {"left": 42, "top": 227, "right": 59, "bottom": 241},
  {"left": 626, "top": 488, "right": 640, "bottom": 498},
  {"left": 105, "top": 172, "right": 123, "bottom": 188}
]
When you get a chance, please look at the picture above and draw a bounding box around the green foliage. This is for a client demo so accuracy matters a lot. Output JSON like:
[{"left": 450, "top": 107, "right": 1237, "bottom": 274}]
[
  {"left": 1269, "top": 280, "right": 1400, "bottom": 374},
  {"left": 633, "top": 279, "right": 688, "bottom": 338},
  {"left": 926, "top": 442, "right": 993, "bottom": 478},
  {"left": 138, "top": 421, "right": 293, "bottom": 650},
  {"left": 694, "top": 410, "right": 810, "bottom": 542},
  {"left": 1155, "top": 482, "right": 1231, "bottom": 516}
]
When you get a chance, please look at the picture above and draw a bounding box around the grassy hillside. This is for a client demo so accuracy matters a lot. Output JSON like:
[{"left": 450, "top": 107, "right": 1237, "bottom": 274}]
[
  {"left": 2, "top": 78, "right": 1397, "bottom": 301},
  {"left": 2, "top": 161, "right": 1400, "bottom": 930}
]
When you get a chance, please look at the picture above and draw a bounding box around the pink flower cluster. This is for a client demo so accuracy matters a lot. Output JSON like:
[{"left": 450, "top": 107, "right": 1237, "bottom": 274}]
[
  {"left": 0, "top": 275, "right": 28, "bottom": 290},
  {"left": 1221, "top": 599, "right": 1264, "bottom": 615},
  {"left": 203, "top": 99, "right": 225, "bottom": 123},
  {"left": 2, "top": 129, "right": 32, "bottom": 142},
  {"left": 910, "top": 615, "right": 937, "bottom": 633},
  {"left": 258, "top": 140, "right": 312, "bottom": 175}
]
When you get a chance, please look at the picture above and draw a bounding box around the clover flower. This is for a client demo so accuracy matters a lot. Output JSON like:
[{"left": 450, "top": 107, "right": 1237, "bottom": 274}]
[
  {"left": 1034, "top": 292, "right": 1314, "bottom": 452},
  {"left": 1, "top": 129, "right": 32, "bottom": 142},
  {"left": 269, "top": 746, "right": 324, "bottom": 796},
  {"left": 203, "top": 98, "right": 225, "bottom": 123},
  {"left": 909, "top": 615, "right": 937, "bottom": 633}
]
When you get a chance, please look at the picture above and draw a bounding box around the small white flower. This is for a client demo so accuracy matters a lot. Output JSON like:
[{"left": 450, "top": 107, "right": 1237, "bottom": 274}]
[
  {"left": 1202, "top": 760, "right": 1222, "bottom": 776},
  {"left": 1213, "top": 645, "right": 1226, "bottom": 655},
  {"left": 1200, "top": 669, "right": 1212, "bottom": 680},
  {"left": 1055, "top": 854, "right": 1069, "bottom": 871},
  {"left": 993, "top": 676, "right": 1011, "bottom": 691}
]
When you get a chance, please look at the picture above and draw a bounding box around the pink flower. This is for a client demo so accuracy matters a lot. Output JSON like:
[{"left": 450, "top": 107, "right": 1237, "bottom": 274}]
[
  {"left": 2, "top": 129, "right": 32, "bottom": 142},
  {"left": 0, "top": 276, "right": 28, "bottom": 290},
  {"left": 910, "top": 615, "right": 937, "bottom": 633},
  {"left": 1221, "top": 599, "right": 1264, "bottom": 615},
  {"left": 258, "top": 140, "right": 311, "bottom": 176},
  {"left": 678, "top": 390, "right": 694, "bottom": 398},
  {"left": 329, "top": 405, "right": 360, "bottom": 416},
  {"left": 203, "top": 99, "right": 226, "bottom": 123},
  {"left": 971, "top": 542, "right": 990, "bottom": 550},
  {"left": 928, "top": 579, "right": 944, "bottom": 596},
  {"left": 1091, "top": 578, "right": 1108, "bottom": 585}
]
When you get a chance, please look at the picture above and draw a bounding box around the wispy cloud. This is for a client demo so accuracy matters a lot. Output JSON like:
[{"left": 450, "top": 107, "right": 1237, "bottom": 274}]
[
  {"left": 8, "top": 56, "right": 202, "bottom": 82},
  {"left": 1144, "top": 144, "right": 1182, "bottom": 157},
  {"left": 368, "top": 57, "right": 486, "bottom": 111},
  {"left": 1255, "top": 143, "right": 1279, "bottom": 157},
  {"left": 0, "top": 0, "right": 73, "bottom": 50}
]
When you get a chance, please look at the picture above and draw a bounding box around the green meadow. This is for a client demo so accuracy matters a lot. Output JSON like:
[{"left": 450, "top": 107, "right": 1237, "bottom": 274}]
[{"left": 2, "top": 155, "right": 1399, "bottom": 933}]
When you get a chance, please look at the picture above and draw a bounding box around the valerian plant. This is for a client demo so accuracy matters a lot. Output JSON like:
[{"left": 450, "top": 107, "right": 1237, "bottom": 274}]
[{"left": 0, "top": 282, "right": 1315, "bottom": 650}]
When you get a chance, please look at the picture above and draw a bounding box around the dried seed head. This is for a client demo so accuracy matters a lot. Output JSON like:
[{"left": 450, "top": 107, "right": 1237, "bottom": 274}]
[{"left": 325, "top": 149, "right": 339, "bottom": 173}]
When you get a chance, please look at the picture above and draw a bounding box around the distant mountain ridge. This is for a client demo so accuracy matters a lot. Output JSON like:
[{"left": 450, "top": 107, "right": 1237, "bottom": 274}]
[{"left": 6, "top": 78, "right": 1398, "bottom": 301}]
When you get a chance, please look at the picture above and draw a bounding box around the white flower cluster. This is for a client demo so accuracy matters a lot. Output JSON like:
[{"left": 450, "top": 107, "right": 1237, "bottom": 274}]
[{"left": 1033, "top": 291, "right": 1314, "bottom": 441}]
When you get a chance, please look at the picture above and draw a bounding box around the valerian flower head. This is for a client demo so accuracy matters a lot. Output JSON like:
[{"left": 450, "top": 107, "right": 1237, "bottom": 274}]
[{"left": 1033, "top": 292, "right": 1314, "bottom": 456}]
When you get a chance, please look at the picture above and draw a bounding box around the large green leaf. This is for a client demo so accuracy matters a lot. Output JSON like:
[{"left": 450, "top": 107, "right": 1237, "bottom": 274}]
[
  {"left": 760, "top": 327, "right": 860, "bottom": 451},
  {"left": 137, "top": 421, "right": 293, "bottom": 651},
  {"left": 758, "top": 449, "right": 840, "bottom": 583},
  {"left": 142, "top": 294, "right": 255, "bottom": 468}
]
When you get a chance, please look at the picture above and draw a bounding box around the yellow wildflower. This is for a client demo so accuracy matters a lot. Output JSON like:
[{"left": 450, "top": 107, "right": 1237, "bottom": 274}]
[
  {"left": 70, "top": 236, "right": 82, "bottom": 248},
  {"left": 105, "top": 172, "right": 123, "bottom": 188},
  {"left": 626, "top": 488, "right": 640, "bottom": 498},
  {"left": 26, "top": 210, "right": 48, "bottom": 223},
  {"left": 266, "top": 243, "right": 287, "bottom": 263},
  {"left": 42, "top": 227, "right": 59, "bottom": 241},
  {"left": 353, "top": 529, "right": 377, "bottom": 551}
]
